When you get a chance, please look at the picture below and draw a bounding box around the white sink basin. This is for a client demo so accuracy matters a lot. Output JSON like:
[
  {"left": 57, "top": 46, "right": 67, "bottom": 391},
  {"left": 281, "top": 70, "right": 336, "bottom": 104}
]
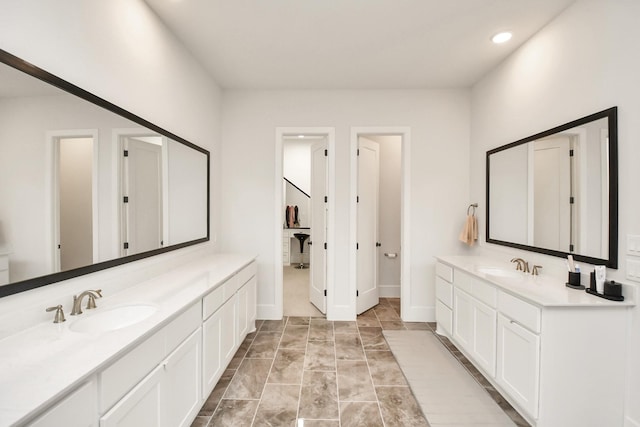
[
  {"left": 70, "top": 304, "right": 158, "bottom": 333},
  {"left": 475, "top": 267, "right": 524, "bottom": 279}
]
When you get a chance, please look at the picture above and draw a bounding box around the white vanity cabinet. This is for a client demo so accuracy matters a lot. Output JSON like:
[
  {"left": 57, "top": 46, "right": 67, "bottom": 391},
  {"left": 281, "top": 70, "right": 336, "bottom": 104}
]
[
  {"left": 202, "top": 262, "right": 257, "bottom": 398},
  {"left": 435, "top": 258, "right": 631, "bottom": 427},
  {"left": 451, "top": 270, "right": 497, "bottom": 377},
  {"left": 100, "top": 303, "right": 202, "bottom": 427},
  {"left": 29, "top": 379, "right": 98, "bottom": 427}
]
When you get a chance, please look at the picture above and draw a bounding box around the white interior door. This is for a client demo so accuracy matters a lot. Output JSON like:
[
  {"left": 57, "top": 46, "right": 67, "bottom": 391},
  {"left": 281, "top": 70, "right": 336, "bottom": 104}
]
[
  {"left": 122, "top": 137, "right": 163, "bottom": 256},
  {"left": 532, "top": 137, "right": 571, "bottom": 251},
  {"left": 309, "top": 141, "right": 327, "bottom": 314},
  {"left": 356, "top": 137, "right": 380, "bottom": 314}
]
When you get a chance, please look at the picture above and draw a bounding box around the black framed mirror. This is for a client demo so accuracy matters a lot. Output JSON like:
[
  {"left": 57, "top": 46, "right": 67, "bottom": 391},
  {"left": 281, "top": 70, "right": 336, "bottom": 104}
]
[
  {"left": 486, "top": 107, "right": 618, "bottom": 268},
  {"left": 0, "top": 48, "right": 210, "bottom": 298}
]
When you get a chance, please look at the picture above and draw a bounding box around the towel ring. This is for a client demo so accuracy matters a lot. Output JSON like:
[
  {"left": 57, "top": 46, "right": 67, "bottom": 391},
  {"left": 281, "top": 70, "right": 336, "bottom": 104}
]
[{"left": 467, "top": 203, "right": 478, "bottom": 215}]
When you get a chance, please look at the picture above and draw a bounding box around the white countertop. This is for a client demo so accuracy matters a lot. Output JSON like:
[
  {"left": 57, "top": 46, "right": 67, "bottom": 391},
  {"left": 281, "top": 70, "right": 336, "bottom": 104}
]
[
  {"left": 437, "top": 255, "right": 635, "bottom": 308},
  {"left": 0, "top": 253, "right": 255, "bottom": 427}
]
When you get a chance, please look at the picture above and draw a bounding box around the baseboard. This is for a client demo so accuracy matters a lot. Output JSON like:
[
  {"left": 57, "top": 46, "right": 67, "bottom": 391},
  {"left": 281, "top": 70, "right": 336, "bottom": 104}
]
[
  {"left": 379, "top": 285, "right": 400, "bottom": 298},
  {"left": 626, "top": 415, "right": 640, "bottom": 427},
  {"left": 401, "top": 305, "right": 435, "bottom": 322}
]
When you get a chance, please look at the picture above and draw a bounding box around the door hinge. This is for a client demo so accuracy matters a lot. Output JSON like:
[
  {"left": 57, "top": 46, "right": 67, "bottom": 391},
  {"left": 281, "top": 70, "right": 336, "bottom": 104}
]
[
  {"left": 324, "top": 289, "right": 327, "bottom": 297},
  {"left": 569, "top": 149, "right": 574, "bottom": 157},
  {"left": 356, "top": 196, "right": 359, "bottom": 203},
  {"left": 123, "top": 242, "right": 129, "bottom": 250},
  {"left": 357, "top": 148, "right": 360, "bottom": 156},
  {"left": 376, "top": 242, "right": 381, "bottom": 247},
  {"left": 569, "top": 244, "right": 575, "bottom": 252},
  {"left": 324, "top": 196, "right": 327, "bottom": 203},
  {"left": 324, "top": 242, "right": 327, "bottom": 250},
  {"left": 324, "top": 149, "right": 327, "bottom": 156},
  {"left": 569, "top": 196, "right": 575, "bottom": 204},
  {"left": 123, "top": 196, "right": 129, "bottom": 203},
  {"left": 356, "top": 290, "right": 359, "bottom": 297},
  {"left": 356, "top": 243, "right": 359, "bottom": 250},
  {"left": 57, "top": 244, "right": 61, "bottom": 249},
  {"left": 123, "top": 150, "right": 129, "bottom": 157}
]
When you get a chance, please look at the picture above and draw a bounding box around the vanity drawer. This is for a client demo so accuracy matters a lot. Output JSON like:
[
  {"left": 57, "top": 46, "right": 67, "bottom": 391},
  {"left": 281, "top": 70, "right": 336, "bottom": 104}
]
[
  {"left": 99, "top": 330, "right": 165, "bottom": 413},
  {"left": 435, "top": 276, "right": 453, "bottom": 308},
  {"left": 165, "top": 301, "right": 201, "bottom": 354},
  {"left": 203, "top": 284, "right": 226, "bottom": 320},
  {"left": 473, "top": 280, "right": 497, "bottom": 308},
  {"left": 454, "top": 270, "right": 473, "bottom": 294},
  {"left": 498, "top": 291, "right": 541, "bottom": 333},
  {"left": 236, "top": 261, "right": 257, "bottom": 287},
  {"left": 436, "top": 262, "right": 453, "bottom": 283}
]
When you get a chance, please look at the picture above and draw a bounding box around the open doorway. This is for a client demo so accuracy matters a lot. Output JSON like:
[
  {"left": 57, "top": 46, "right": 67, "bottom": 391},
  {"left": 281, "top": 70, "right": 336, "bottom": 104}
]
[
  {"left": 351, "top": 127, "right": 410, "bottom": 319},
  {"left": 48, "top": 130, "right": 99, "bottom": 273},
  {"left": 275, "top": 128, "right": 335, "bottom": 319}
]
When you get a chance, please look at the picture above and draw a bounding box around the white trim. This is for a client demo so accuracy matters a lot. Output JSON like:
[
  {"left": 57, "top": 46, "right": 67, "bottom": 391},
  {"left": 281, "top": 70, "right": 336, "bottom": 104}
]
[
  {"left": 625, "top": 416, "right": 640, "bottom": 427},
  {"left": 275, "top": 127, "right": 335, "bottom": 320},
  {"left": 379, "top": 285, "right": 401, "bottom": 298},
  {"left": 46, "top": 129, "right": 99, "bottom": 271},
  {"left": 350, "top": 127, "right": 411, "bottom": 320}
]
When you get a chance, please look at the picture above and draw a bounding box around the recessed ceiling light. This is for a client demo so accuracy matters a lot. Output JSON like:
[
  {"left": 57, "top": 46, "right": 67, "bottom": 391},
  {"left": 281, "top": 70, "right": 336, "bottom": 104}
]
[{"left": 491, "top": 32, "right": 512, "bottom": 44}]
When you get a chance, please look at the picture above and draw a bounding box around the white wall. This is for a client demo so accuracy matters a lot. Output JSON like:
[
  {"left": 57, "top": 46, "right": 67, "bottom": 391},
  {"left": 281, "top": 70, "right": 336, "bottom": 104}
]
[
  {"left": 0, "top": 0, "right": 222, "bottom": 332},
  {"left": 220, "top": 90, "right": 470, "bottom": 320},
  {"left": 470, "top": 1, "right": 640, "bottom": 425}
]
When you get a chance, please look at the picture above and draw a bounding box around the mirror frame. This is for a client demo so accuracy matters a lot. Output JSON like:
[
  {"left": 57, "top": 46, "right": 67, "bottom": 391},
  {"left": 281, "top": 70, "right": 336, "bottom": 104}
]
[
  {"left": 486, "top": 107, "right": 618, "bottom": 269},
  {"left": 0, "top": 48, "right": 210, "bottom": 298}
]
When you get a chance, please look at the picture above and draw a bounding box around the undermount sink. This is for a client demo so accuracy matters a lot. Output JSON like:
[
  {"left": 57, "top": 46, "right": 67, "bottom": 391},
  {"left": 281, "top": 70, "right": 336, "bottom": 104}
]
[
  {"left": 69, "top": 304, "right": 158, "bottom": 333},
  {"left": 475, "top": 267, "right": 524, "bottom": 279}
]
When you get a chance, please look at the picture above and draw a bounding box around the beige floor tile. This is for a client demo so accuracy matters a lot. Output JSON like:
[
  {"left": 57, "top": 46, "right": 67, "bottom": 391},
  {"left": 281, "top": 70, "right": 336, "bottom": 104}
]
[
  {"left": 253, "top": 384, "right": 300, "bottom": 427},
  {"left": 340, "top": 401, "right": 384, "bottom": 427},
  {"left": 224, "top": 358, "right": 272, "bottom": 400},
  {"left": 304, "top": 340, "right": 336, "bottom": 371},
  {"left": 299, "top": 371, "right": 339, "bottom": 420},
  {"left": 366, "top": 350, "right": 407, "bottom": 386},
  {"left": 336, "top": 360, "right": 377, "bottom": 402},
  {"left": 334, "top": 334, "right": 365, "bottom": 361},
  {"left": 376, "top": 386, "right": 430, "bottom": 427},
  {"left": 268, "top": 349, "right": 306, "bottom": 384},
  {"left": 210, "top": 399, "right": 260, "bottom": 426}
]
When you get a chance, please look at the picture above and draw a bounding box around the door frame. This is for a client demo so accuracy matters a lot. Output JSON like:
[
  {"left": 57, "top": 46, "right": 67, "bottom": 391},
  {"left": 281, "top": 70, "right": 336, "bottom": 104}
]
[
  {"left": 46, "top": 129, "right": 99, "bottom": 272},
  {"left": 112, "top": 128, "right": 169, "bottom": 258},
  {"left": 350, "top": 127, "right": 411, "bottom": 319},
  {"left": 275, "top": 127, "right": 335, "bottom": 319}
]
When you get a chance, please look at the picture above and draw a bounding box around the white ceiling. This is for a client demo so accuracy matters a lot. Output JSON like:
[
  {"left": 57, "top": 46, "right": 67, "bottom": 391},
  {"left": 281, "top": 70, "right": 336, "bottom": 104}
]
[{"left": 145, "top": 0, "right": 575, "bottom": 90}]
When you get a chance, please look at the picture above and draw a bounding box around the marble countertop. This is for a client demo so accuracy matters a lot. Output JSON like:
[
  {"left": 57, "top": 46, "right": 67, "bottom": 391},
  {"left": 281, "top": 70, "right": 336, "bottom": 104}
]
[
  {"left": 0, "top": 253, "right": 255, "bottom": 426},
  {"left": 437, "top": 255, "right": 635, "bottom": 308}
]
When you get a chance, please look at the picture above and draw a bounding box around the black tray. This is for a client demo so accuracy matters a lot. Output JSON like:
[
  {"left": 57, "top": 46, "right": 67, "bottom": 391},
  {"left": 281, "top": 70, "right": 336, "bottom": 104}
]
[
  {"left": 586, "top": 288, "right": 624, "bottom": 301},
  {"left": 565, "top": 283, "right": 585, "bottom": 290}
]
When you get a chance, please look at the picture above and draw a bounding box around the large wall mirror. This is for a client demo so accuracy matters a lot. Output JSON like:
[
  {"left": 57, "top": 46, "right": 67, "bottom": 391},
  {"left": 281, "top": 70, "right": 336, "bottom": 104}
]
[
  {"left": 486, "top": 107, "right": 618, "bottom": 268},
  {"left": 0, "top": 49, "right": 209, "bottom": 298}
]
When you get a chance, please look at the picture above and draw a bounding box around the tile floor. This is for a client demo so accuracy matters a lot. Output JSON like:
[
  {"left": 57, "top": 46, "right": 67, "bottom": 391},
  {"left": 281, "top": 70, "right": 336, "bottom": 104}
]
[{"left": 191, "top": 298, "right": 528, "bottom": 427}]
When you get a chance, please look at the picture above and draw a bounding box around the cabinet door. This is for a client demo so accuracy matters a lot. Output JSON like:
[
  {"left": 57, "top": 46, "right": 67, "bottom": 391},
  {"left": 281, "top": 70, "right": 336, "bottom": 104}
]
[
  {"left": 202, "top": 308, "right": 223, "bottom": 396},
  {"left": 496, "top": 313, "right": 540, "bottom": 418},
  {"left": 237, "top": 283, "right": 248, "bottom": 339},
  {"left": 31, "top": 379, "right": 98, "bottom": 427},
  {"left": 473, "top": 299, "right": 497, "bottom": 377},
  {"left": 163, "top": 329, "right": 202, "bottom": 427},
  {"left": 247, "top": 276, "right": 257, "bottom": 332},
  {"left": 100, "top": 366, "right": 163, "bottom": 427},
  {"left": 453, "top": 288, "right": 474, "bottom": 352},
  {"left": 221, "top": 294, "right": 238, "bottom": 365}
]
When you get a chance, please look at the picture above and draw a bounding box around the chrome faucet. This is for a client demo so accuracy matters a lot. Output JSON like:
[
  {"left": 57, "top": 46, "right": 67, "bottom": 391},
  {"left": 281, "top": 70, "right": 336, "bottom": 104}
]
[
  {"left": 71, "top": 289, "right": 102, "bottom": 315},
  {"left": 510, "top": 258, "right": 529, "bottom": 273}
]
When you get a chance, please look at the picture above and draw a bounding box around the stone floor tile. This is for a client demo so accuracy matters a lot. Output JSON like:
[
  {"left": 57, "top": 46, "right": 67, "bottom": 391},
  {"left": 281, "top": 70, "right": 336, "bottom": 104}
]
[
  {"left": 268, "top": 349, "right": 306, "bottom": 384},
  {"left": 358, "top": 326, "right": 389, "bottom": 351},
  {"left": 334, "top": 333, "right": 365, "bottom": 361},
  {"left": 340, "top": 401, "right": 384, "bottom": 427},
  {"left": 366, "top": 350, "right": 408, "bottom": 386},
  {"left": 299, "top": 371, "right": 339, "bottom": 420},
  {"left": 198, "top": 369, "right": 235, "bottom": 416},
  {"left": 333, "top": 321, "right": 358, "bottom": 334},
  {"left": 280, "top": 325, "right": 310, "bottom": 350},
  {"left": 336, "top": 360, "right": 377, "bottom": 402},
  {"left": 253, "top": 384, "right": 300, "bottom": 427},
  {"left": 224, "top": 358, "right": 272, "bottom": 400},
  {"left": 304, "top": 340, "right": 336, "bottom": 371},
  {"left": 245, "top": 331, "right": 283, "bottom": 359},
  {"left": 376, "top": 386, "right": 430, "bottom": 426},
  {"left": 209, "top": 399, "right": 259, "bottom": 427}
]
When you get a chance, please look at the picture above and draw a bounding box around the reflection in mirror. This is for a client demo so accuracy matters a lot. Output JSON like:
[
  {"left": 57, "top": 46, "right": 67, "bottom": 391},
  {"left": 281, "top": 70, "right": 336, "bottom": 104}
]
[
  {"left": 487, "top": 108, "right": 617, "bottom": 268},
  {"left": 0, "top": 49, "right": 209, "bottom": 297}
]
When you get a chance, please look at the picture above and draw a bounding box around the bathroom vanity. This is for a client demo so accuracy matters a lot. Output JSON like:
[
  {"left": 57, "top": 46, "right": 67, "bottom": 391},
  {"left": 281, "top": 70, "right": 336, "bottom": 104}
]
[
  {"left": 0, "top": 253, "right": 257, "bottom": 427},
  {"left": 435, "top": 255, "right": 634, "bottom": 427}
]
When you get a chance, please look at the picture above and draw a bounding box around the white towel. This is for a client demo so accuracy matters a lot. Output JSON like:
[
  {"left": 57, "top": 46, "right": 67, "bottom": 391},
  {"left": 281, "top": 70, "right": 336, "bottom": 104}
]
[{"left": 458, "top": 214, "right": 478, "bottom": 246}]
